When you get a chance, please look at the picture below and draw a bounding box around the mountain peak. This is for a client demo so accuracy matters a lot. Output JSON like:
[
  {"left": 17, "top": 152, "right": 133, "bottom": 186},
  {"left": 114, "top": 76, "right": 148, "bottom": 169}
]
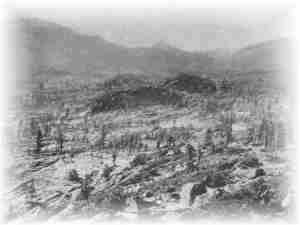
[{"left": 152, "top": 41, "right": 176, "bottom": 51}]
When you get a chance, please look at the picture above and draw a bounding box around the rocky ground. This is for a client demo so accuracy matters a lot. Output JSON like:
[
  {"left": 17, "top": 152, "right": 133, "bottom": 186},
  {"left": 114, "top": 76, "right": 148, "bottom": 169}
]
[{"left": 2, "top": 74, "right": 297, "bottom": 223}]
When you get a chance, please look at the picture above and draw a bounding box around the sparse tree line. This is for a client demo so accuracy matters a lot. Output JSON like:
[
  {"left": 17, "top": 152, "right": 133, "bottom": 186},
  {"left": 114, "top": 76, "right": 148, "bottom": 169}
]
[
  {"left": 20, "top": 101, "right": 290, "bottom": 158},
  {"left": 15, "top": 73, "right": 292, "bottom": 163}
]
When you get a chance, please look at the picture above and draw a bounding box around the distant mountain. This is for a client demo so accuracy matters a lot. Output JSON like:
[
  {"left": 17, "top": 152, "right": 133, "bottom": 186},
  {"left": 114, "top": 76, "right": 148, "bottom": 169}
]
[
  {"left": 18, "top": 17, "right": 292, "bottom": 81},
  {"left": 232, "top": 38, "right": 293, "bottom": 72},
  {"left": 19, "top": 18, "right": 213, "bottom": 77}
]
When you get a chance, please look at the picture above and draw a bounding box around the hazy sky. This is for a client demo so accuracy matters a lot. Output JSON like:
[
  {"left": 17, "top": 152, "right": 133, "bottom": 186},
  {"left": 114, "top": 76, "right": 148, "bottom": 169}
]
[{"left": 15, "top": 4, "right": 296, "bottom": 51}]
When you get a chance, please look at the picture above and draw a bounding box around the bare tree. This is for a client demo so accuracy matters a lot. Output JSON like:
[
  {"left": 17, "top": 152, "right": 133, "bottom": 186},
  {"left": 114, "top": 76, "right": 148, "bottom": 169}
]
[
  {"left": 204, "top": 128, "right": 215, "bottom": 152},
  {"left": 35, "top": 125, "right": 42, "bottom": 154},
  {"left": 220, "top": 110, "right": 234, "bottom": 146},
  {"left": 99, "top": 125, "right": 107, "bottom": 151}
]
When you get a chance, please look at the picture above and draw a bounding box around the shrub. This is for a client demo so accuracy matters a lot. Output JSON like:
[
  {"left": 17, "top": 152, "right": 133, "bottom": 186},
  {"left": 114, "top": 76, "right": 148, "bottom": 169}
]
[
  {"left": 130, "top": 153, "right": 149, "bottom": 167},
  {"left": 68, "top": 169, "right": 81, "bottom": 183}
]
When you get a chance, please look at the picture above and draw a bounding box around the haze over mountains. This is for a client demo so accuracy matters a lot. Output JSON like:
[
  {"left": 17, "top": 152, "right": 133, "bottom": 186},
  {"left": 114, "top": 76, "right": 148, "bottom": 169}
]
[
  {"left": 17, "top": 17, "right": 292, "bottom": 79},
  {"left": 20, "top": 6, "right": 293, "bottom": 51},
  {"left": 232, "top": 38, "right": 293, "bottom": 72}
]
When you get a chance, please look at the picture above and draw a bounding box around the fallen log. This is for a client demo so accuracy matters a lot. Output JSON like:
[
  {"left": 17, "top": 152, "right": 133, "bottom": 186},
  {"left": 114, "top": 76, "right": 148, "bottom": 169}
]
[
  {"left": 25, "top": 192, "right": 63, "bottom": 210},
  {"left": 7, "top": 179, "right": 34, "bottom": 194},
  {"left": 30, "top": 157, "right": 60, "bottom": 172},
  {"left": 26, "top": 201, "right": 46, "bottom": 209},
  {"left": 19, "top": 157, "right": 60, "bottom": 177},
  {"left": 91, "top": 154, "right": 185, "bottom": 203}
]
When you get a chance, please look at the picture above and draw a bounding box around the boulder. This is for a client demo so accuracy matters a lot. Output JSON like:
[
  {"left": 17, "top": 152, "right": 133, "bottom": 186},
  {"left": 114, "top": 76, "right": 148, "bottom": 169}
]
[
  {"left": 191, "top": 192, "right": 211, "bottom": 209},
  {"left": 130, "top": 153, "right": 149, "bottom": 167},
  {"left": 180, "top": 183, "right": 194, "bottom": 208},
  {"left": 229, "top": 177, "right": 274, "bottom": 205},
  {"left": 232, "top": 167, "right": 256, "bottom": 179},
  {"left": 166, "top": 186, "right": 176, "bottom": 193},
  {"left": 102, "top": 189, "right": 127, "bottom": 211},
  {"left": 67, "top": 169, "right": 81, "bottom": 183},
  {"left": 180, "top": 182, "right": 207, "bottom": 207},
  {"left": 125, "top": 196, "right": 138, "bottom": 213},
  {"left": 217, "top": 159, "right": 238, "bottom": 170},
  {"left": 144, "top": 191, "right": 154, "bottom": 198},
  {"left": 102, "top": 165, "right": 114, "bottom": 181},
  {"left": 170, "top": 193, "right": 180, "bottom": 200},
  {"left": 205, "top": 173, "right": 227, "bottom": 188},
  {"left": 189, "top": 183, "right": 207, "bottom": 205},
  {"left": 238, "top": 155, "right": 262, "bottom": 169},
  {"left": 252, "top": 168, "right": 266, "bottom": 179}
]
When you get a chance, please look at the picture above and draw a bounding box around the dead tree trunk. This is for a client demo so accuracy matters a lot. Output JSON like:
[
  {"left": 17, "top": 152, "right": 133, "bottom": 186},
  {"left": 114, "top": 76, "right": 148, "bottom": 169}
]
[
  {"left": 99, "top": 125, "right": 107, "bottom": 151},
  {"left": 35, "top": 127, "right": 42, "bottom": 154},
  {"left": 220, "top": 111, "right": 234, "bottom": 146}
]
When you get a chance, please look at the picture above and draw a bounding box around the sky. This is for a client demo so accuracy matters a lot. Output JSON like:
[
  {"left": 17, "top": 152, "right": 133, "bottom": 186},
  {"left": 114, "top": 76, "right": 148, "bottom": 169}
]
[{"left": 10, "top": 2, "right": 297, "bottom": 51}]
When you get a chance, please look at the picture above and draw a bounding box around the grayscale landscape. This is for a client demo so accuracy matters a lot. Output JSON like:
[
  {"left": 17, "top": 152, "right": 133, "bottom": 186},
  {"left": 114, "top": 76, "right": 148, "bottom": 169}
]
[{"left": 2, "top": 9, "right": 297, "bottom": 223}]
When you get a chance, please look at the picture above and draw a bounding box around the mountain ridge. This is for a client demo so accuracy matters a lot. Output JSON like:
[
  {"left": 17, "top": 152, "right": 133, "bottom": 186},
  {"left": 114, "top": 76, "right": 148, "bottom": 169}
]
[
  {"left": 19, "top": 18, "right": 213, "bottom": 77},
  {"left": 18, "top": 17, "right": 292, "bottom": 79}
]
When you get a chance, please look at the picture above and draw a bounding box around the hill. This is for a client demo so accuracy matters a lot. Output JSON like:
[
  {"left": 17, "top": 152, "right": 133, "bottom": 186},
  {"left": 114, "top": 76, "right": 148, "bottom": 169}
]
[
  {"left": 163, "top": 72, "right": 217, "bottom": 94},
  {"left": 89, "top": 86, "right": 184, "bottom": 113},
  {"left": 19, "top": 18, "right": 213, "bottom": 77},
  {"left": 232, "top": 38, "right": 293, "bottom": 72}
]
